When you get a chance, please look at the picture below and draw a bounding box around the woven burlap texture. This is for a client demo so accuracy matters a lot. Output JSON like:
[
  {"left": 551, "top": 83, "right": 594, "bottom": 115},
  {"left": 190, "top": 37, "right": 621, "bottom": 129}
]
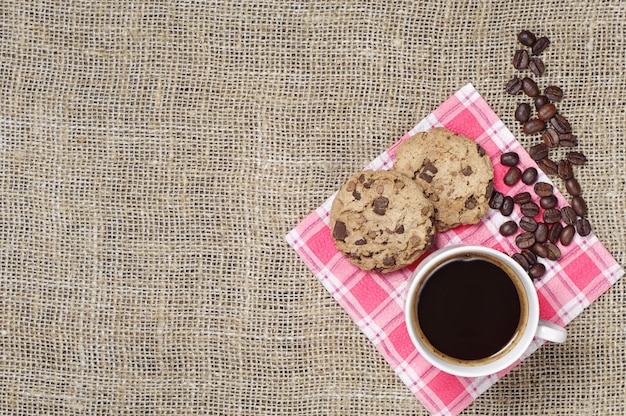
[{"left": 1, "top": 1, "right": 624, "bottom": 415}]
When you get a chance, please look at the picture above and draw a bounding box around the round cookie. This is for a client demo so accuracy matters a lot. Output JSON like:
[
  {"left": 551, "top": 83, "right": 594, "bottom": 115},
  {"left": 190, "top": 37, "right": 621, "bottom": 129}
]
[
  {"left": 393, "top": 128, "right": 494, "bottom": 232},
  {"left": 330, "top": 169, "right": 436, "bottom": 273}
]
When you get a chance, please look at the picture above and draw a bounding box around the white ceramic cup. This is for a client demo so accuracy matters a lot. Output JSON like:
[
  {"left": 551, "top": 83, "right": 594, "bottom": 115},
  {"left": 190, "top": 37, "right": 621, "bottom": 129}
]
[{"left": 404, "top": 245, "right": 567, "bottom": 378}]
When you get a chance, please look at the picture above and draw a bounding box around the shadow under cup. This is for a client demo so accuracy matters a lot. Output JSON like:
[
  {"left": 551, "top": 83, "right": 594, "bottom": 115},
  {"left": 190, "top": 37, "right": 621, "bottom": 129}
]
[{"left": 405, "top": 247, "right": 536, "bottom": 376}]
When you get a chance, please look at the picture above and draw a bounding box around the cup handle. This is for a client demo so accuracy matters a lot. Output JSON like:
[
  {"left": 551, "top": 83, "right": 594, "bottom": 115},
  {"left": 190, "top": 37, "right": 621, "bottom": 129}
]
[{"left": 535, "top": 319, "right": 567, "bottom": 343}]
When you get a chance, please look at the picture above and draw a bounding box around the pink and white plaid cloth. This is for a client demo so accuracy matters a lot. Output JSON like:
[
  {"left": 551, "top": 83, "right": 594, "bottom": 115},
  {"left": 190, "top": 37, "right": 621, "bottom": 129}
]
[{"left": 285, "top": 84, "right": 624, "bottom": 416}]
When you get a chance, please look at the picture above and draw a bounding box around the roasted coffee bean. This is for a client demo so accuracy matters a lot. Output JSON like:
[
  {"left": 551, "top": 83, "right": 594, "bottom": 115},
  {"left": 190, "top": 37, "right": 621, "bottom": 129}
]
[
  {"left": 550, "top": 113, "right": 572, "bottom": 134},
  {"left": 537, "top": 158, "right": 558, "bottom": 175},
  {"left": 529, "top": 262, "right": 546, "bottom": 279},
  {"left": 499, "top": 220, "right": 518, "bottom": 236},
  {"left": 523, "top": 118, "right": 545, "bottom": 135},
  {"left": 529, "top": 143, "right": 549, "bottom": 160},
  {"left": 521, "top": 248, "right": 537, "bottom": 265},
  {"left": 557, "top": 160, "right": 574, "bottom": 180},
  {"left": 565, "top": 177, "right": 582, "bottom": 196},
  {"left": 522, "top": 77, "right": 540, "bottom": 97},
  {"left": 571, "top": 195, "right": 588, "bottom": 216},
  {"left": 540, "top": 194, "right": 558, "bottom": 209},
  {"left": 560, "top": 224, "right": 576, "bottom": 246},
  {"left": 532, "top": 242, "right": 549, "bottom": 258},
  {"left": 543, "top": 208, "right": 561, "bottom": 224},
  {"left": 518, "top": 30, "right": 537, "bottom": 46},
  {"left": 548, "top": 222, "right": 563, "bottom": 243},
  {"left": 544, "top": 85, "right": 564, "bottom": 102},
  {"left": 545, "top": 242, "right": 561, "bottom": 261},
  {"left": 513, "top": 49, "right": 530, "bottom": 69},
  {"left": 533, "top": 181, "right": 554, "bottom": 197},
  {"left": 520, "top": 216, "right": 538, "bottom": 232},
  {"left": 559, "top": 133, "right": 578, "bottom": 147},
  {"left": 516, "top": 232, "right": 536, "bottom": 249},
  {"left": 534, "top": 95, "right": 549, "bottom": 110},
  {"left": 500, "top": 196, "right": 515, "bottom": 216},
  {"left": 529, "top": 57, "right": 545, "bottom": 76},
  {"left": 561, "top": 206, "right": 577, "bottom": 225},
  {"left": 537, "top": 103, "right": 557, "bottom": 121},
  {"left": 512, "top": 253, "right": 530, "bottom": 270},
  {"left": 521, "top": 167, "right": 538, "bottom": 185},
  {"left": 489, "top": 190, "right": 505, "bottom": 209},
  {"left": 532, "top": 36, "right": 551, "bottom": 55},
  {"left": 576, "top": 217, "right": 592, "bottom": 236},
  {"left": 534, "top": 222, "right": 549, "bottom": 243},
  {"left": 515, "top": 103, "right": 532, "bottom": 123},
  {"left": 521, "top": 202, "right": 540, "bottom": 217},
  {"left": 542, "top": 128, "right": 560, "bottom": 148},
  {"left": 504, "top": 166, "right": 522, "bottom": 186},
  {"left": 566, "top": 151, "right": 587, "bottom": 165},
  {"left": 506, "top": 76, "right": 523, "bottom": 95},
  {"left": 514, "top": 191, "right": 532, "bottom": 205},
  {"left": 500, "top": 151, "right": 520, "bottom": 167}
]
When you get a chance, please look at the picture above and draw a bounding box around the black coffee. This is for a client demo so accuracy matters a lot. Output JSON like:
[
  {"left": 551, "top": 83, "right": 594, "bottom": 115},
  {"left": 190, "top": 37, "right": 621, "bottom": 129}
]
[{"left": 417, "top": 258, "right": 522, "bottom": 361}]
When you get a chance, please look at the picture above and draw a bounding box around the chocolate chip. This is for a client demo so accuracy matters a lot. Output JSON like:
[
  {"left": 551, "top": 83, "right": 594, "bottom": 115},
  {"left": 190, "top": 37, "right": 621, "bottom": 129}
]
[
  {"left": 461, "top": 166, "right": 473, "bottom": 176},
  {"left": 383, "top": 256, "right": 396, "bottom": 267},
  {"left": 333, "top": 221, "right": 348, "bottom": 241},
  {"left": 418, "top": 159, "right": 438, "bottom": 183},
  {"left": 396, "top": 225, "right": 405, "bottom": 234},
  {"left": 372, "top": 196, "right": 389, "bottom": 215},
  {"left": 352, "top": 190, "right": 361, "bottom": 200},
  {"left": 465, "top": 196, "right": 478, "bottom": 209},
  {"left": 355, "top": 239, "right": 366, "bottom": 245}
]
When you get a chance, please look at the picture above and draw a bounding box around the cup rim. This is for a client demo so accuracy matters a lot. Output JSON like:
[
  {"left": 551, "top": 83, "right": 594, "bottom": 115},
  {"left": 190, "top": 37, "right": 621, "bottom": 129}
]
[{"left": 404, "top": 245, "right": 540, "bottom": 378}]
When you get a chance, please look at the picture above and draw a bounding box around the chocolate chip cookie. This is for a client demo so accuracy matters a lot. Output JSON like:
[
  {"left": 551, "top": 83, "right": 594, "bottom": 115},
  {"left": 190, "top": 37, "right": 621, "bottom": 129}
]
[
  {"left": 330, "top": 169, "right": 436, "bottom": 273},
  {"left": 393, "top": 128, "right": 494, "bottom": 232}
]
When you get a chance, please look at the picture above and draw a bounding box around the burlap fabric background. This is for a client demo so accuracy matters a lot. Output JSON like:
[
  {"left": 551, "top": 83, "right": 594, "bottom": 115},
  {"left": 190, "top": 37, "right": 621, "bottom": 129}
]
[{"left": 1, "top": 1, "right": 624, "bottom": 415}]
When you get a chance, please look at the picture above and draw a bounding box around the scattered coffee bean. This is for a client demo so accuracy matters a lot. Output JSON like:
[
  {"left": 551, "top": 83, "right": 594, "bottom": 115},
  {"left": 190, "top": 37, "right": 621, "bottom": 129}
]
[
  {"left": 534, "top": 222, "right": 549, "bottom": 243},
  {"left": 518, "top": 30, "right": 537, "bottom": 47},
  {"left": 521, "top": 202, "right": 540, "bottom": 217},
  {"left": 550, "top": 113, "right": 572, "bottom": 134},
  {"left": 506, "top": 77, "right": 523, "bottom": 95},
  {"left": 537, "top": 158, "right": 558, "bottom": 175},
  {"left": 532, "top": 36, "right": 550, "bottom": 56},
  {"left": 529, "top": 262, "right": 546, "bottom": 279},
  {"left": 515, "top": 103, "right": 532, "bottom": 123},
  {"left": 576, "top": 217, "right": 592, "bottom": 236},
  {"left": 522, "top": 248, "right": 537, "bottom": 265},
  {"left": 571, "top": 195, "right": 588, "bottom": 216},
  {"left": 557, "top": 160, "right": 574, "bottom": 180},
  {"left": 514, "top": 191, "right": 532, "bottom": 205},
  {"left": 516, "top": 232, "right": 536, "bottom": 249},
  {"left": 548, "top": 222, "right": 563, "bottom": 243},
  {"left": 532, "top": 242, "right": 549, "bottom": 258},
  {"left": 545, "top": 242, "right": 561, "bottom": 261},
  {"left": 542, "top": 128, "right": 560, "bottom": 148},
  {"left": 523, "top": 118, "right": 545, "bottom": 135},
  {"left": 500, "top": 220, "right": 519, "bottom": 236},
  {"left": 537, "top": 103, "right": 557, "bottom": 121},
  {"left": 489, "top": 190, "right": 505, "bottom": 209},
  {"left": 534, "top": 95, "right": 549, "bottom": 110},
  {"left": 500, "top": 196, "right": 515, "bottom": 216},
  {"left": 533, "top": 181, "right": 554, "bottom": 197},
  {"left": 522, "top": 77, "right": 540, "bottom": 97},
  {"left": 529, "top": 57, "right": 545, "bottom": 76},
  {"left": 521, "top": 167, "right": 538, "bottom": 184},
  {"left": 520, "top": 216, "right": 538, "bottom": 232},
  {"left": 500, "top": 151, "right": 520, "bottom": 167},
  {"left": 565, "top": 177, "right": 582, "bottom": 196},
  {"left": 529, "top": 143, "right": 549, "bottom": 160},
  {"left": 504, "top": 166, "right": 522, "bottom": 186},
  {"left": 561, "top": 206, "right": 577, "bottom": 225},
  {"left": 544, "top": 85, "right": 564, "bottom": 102},
  {"left": 540, "top": 194, "right": 558, "bottom": 209},
  {"left": 512, "top": 253, "right": 531, "bottom": 270},
  {"left": 543, "top": 208, "right": 561, "bottom": 224},
  {"left": 566, "top": 151, "right": 587, "bottom": 165},
  {"left": 559, "top": 133, "right": 578, "bottom": 147},
  {"left": 513, "top": 49, "right": 530, "bottom": 69},
  {"left": 560, "top": 224, "right": 576, "bottom": 246}
]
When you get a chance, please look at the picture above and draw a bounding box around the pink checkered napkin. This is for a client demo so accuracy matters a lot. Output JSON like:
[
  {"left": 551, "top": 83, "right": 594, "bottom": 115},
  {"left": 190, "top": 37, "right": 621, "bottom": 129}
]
[{"left": 286, "top": 84, "right": 624, "bottom": 416}]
